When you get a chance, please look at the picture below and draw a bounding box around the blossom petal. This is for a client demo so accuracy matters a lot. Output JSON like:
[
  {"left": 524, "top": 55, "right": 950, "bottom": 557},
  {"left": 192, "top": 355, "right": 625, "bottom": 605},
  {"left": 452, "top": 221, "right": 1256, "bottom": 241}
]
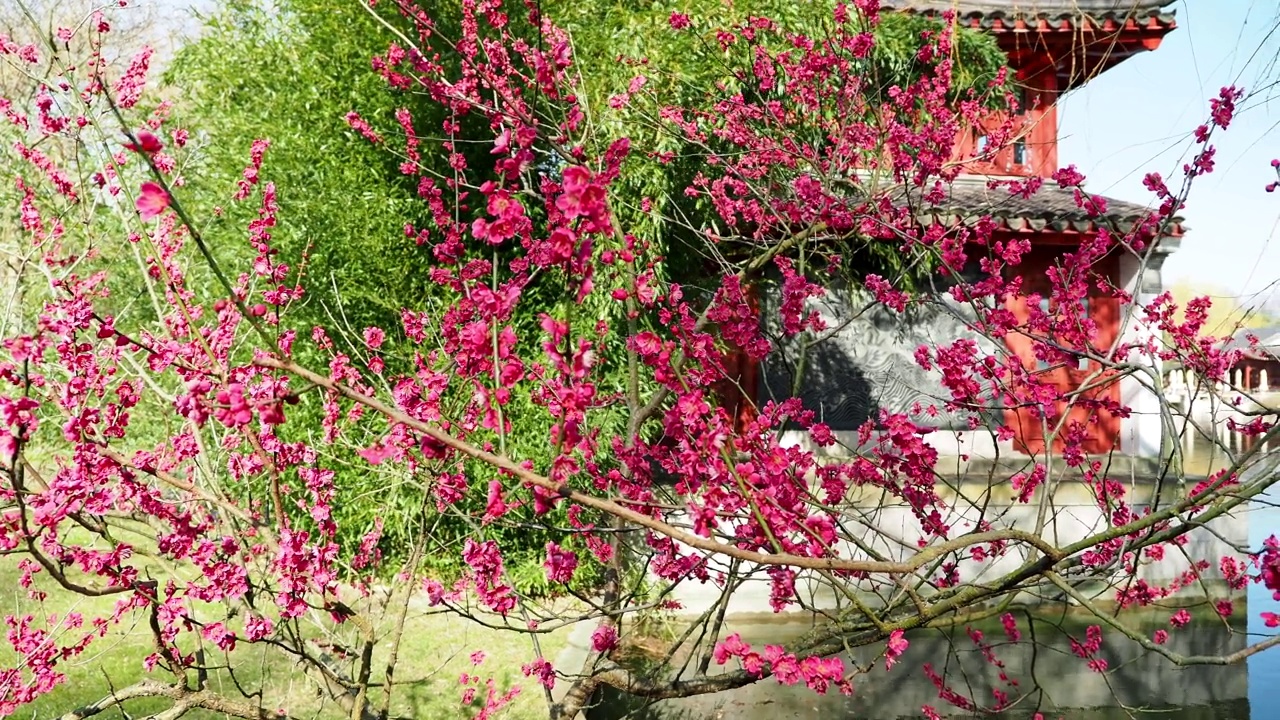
[{"left": 135, "top": 181, "right": 170, "bottom": 221}]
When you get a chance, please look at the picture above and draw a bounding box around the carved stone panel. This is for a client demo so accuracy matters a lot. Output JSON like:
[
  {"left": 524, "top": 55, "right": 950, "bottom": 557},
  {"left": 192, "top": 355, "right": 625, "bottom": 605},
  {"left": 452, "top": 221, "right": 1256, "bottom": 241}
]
[{"left": 758, "top": 279, "right": 1001, "bottom": 434}]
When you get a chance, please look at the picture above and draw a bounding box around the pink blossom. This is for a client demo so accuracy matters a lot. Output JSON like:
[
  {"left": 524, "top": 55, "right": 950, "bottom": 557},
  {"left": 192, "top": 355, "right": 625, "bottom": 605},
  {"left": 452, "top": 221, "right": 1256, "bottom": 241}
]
[
  {"left": 135, "top": 182, "right": 170, "bottom": 221},
  {"left": 202, "top": 622, "right": 237, "bottom": 652},
  {"left": 213, "top": 383, "right": 252, "bottom": 427},
  {"left": 591, "top": 624, "right": 618, "bottom": 652},
  {"left": 884, "top": 629, "right": 908, "bottom": 670},
  {"left": 462, "top": 539, "right": 515, "bottom": 614},
  {"left": 244, "top": 615, "right": 273, "bottom": 642},
  {"left": 0, "top": 6, "right": 1267, "bottom": 718},
  {"left": 124, "top": 130, "right": 163, "bottom": 154},
  {"left": 484, "top": 480, "right": 512, "bottom": 523},
  {"left": 114, "top": 47, "right": 153, "bottom": 108},
  {"left": 1000, "top": 613, "right": 1021, "bottom": 642},
  {"left": 713, "top": 633, "right": 749, "bottom": 665},
  {"left": 345, "top": 111, "right": 383, "bottom": 143},
  {"left": 543, "top": 542, "right": 577, "bottom": 584},
  {"left": 866, "top": 274, "right": 909, "bottom": 312},
  {"left": 521, "top": 658, "right": 555, "bottom": 689}
]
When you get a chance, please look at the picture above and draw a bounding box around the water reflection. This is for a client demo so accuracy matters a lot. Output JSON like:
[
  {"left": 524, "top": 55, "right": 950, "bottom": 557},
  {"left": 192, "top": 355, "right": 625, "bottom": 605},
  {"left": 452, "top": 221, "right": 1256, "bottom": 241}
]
[
  {"left": 1180, "top": 426, "right": 1279, "bottom": 478},
  {"left": 592, "top": 502, "right": 1280, "bottom": 720},
  {"left": 596, "top": 617, "right": 1255, "bottom": 720},
  {"left": 1246, "top": 504, "right": 1280, "bottom": 720}
]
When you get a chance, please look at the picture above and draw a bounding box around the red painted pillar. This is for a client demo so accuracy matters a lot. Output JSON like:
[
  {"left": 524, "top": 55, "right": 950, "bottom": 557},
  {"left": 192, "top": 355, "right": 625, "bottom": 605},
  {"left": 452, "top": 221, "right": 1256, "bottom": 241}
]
[
  {"left": 735, "top": 283, "right": 762, "bottom": 433},
  {"left": 712, "top": 282, "right": 762, "bottom": 436}
]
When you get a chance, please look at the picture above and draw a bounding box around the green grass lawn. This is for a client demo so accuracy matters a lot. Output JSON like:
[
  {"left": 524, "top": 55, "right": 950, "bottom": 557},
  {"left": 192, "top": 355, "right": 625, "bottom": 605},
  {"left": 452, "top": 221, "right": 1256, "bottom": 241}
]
[{"left": 0, "top": 558, "right": 570, "bottom": 720}]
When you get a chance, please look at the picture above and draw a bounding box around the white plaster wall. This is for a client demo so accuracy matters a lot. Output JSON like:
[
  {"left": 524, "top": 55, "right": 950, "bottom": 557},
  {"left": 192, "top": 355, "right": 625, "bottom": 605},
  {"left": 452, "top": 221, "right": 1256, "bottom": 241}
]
[
  {"left": 1118, "top": 253, "right": 1166, "bottom": 457},
  {"left": 779, "top": 427, "right": 1012, "bottom": 463},
  {"left": 656, "top": 465, "right": 1261, "bottom": 618}
]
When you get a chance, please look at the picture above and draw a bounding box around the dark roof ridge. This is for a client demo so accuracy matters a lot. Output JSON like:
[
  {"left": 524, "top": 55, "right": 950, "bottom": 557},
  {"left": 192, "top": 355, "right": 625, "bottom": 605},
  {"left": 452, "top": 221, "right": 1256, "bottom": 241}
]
[
  {"left": 880, "top": 1, "right": 1176, "bottom": 15},
  {"left": 898, "top": 175, "right": 1185, "bottom": 236}
]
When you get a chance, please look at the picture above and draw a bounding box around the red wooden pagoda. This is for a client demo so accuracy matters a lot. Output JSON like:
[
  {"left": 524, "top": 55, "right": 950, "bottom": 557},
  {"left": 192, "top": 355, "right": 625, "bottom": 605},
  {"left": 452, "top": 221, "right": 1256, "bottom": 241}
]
[
  {"left": 717, "top": 2, "right": 1185, "bottom": 459},
  {"left": 887, "top": 0, "right": 1184, "bottom": 456},
  {"left": 674, "top": 2, "right": 1207, "bottom": 625}
]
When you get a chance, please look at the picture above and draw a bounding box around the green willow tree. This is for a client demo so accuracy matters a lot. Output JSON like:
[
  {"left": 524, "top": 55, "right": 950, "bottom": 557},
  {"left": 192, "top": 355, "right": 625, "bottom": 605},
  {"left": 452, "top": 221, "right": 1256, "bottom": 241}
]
[
  {"left": 553, "top": 1, "right": 1009, "bottom": 289},
  {"left": 163, "top": 0, "right": 1008, "bottom": 583}
]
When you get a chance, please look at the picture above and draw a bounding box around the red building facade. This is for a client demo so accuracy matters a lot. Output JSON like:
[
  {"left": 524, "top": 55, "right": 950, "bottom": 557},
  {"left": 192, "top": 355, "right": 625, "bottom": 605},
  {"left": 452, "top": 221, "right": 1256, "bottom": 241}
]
[
  {"left": 719, "top": 2, "right": 1185, "bottom": 458},
  {"left": 891, "top": 0, "right": 1183, "bottom": 455},
  {"left": 1224, "top": 328, "right": 1280, "bottom": 394}
]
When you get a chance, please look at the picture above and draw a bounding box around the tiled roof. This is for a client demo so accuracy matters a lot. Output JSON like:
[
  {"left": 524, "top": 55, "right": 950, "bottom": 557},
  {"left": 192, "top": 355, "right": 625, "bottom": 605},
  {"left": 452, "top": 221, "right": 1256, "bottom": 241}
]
[
  {"left": 1226, "top": 326, "right": 1280, "bottom": 359},
  {"left": 902, "top": 175, "right": 1185, "bottom": 236},
  {"left": 881, "top": 1, "right": 1177, "bottom": 31}
]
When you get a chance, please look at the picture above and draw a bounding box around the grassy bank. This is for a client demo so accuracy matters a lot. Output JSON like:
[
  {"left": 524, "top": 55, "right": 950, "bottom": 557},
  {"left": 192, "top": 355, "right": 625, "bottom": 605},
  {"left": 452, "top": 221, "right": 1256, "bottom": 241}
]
[{"left": 0, "top": 558, "right": 570, "bottom": 720}]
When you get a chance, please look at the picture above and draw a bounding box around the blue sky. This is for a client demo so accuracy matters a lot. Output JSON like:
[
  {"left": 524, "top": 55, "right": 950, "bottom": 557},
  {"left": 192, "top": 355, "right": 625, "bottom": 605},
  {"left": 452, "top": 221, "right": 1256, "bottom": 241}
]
[{"left": 1057, "top": 0, "right": 1280, "bottom": 307}]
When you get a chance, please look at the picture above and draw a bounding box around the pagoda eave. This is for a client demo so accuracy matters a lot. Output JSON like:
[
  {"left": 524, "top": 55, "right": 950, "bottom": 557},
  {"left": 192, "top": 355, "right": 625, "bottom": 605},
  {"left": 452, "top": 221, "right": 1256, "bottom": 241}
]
[
  {"left": 1001, "top": 26, "right": 1175, "bottom": 90},
  {"left": 888, "top": 3, "right": 1178, "bottom": 88}
]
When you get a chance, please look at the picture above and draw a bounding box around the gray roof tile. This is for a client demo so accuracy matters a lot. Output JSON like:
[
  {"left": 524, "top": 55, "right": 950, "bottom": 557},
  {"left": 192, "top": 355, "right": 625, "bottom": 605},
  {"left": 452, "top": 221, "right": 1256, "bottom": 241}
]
[
  {"left": 881, "top": 0, "right": 1177, "bottom": 28},
  {"left": 1227, "top": 326, "right": 1280, "bottom": 356},
  {"left": 901, "top": 175, "right": 1184, "bottom": 235}
]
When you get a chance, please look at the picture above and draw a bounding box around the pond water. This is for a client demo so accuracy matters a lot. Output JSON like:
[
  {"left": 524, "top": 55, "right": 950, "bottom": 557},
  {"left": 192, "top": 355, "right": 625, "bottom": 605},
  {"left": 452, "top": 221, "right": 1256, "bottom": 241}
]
[
  {"left": 591, "top": 465, "right": 1280, "bottom": 720},
  {"left": 1181, "top": 428, "right": 1280, "bottom": 479}
]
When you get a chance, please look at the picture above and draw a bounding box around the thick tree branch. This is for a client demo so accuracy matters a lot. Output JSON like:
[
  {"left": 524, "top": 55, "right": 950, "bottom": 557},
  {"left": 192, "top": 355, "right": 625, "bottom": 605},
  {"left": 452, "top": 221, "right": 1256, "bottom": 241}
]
[{"left": 257, "top": 356, "right": 1067, "bottom": 575}]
